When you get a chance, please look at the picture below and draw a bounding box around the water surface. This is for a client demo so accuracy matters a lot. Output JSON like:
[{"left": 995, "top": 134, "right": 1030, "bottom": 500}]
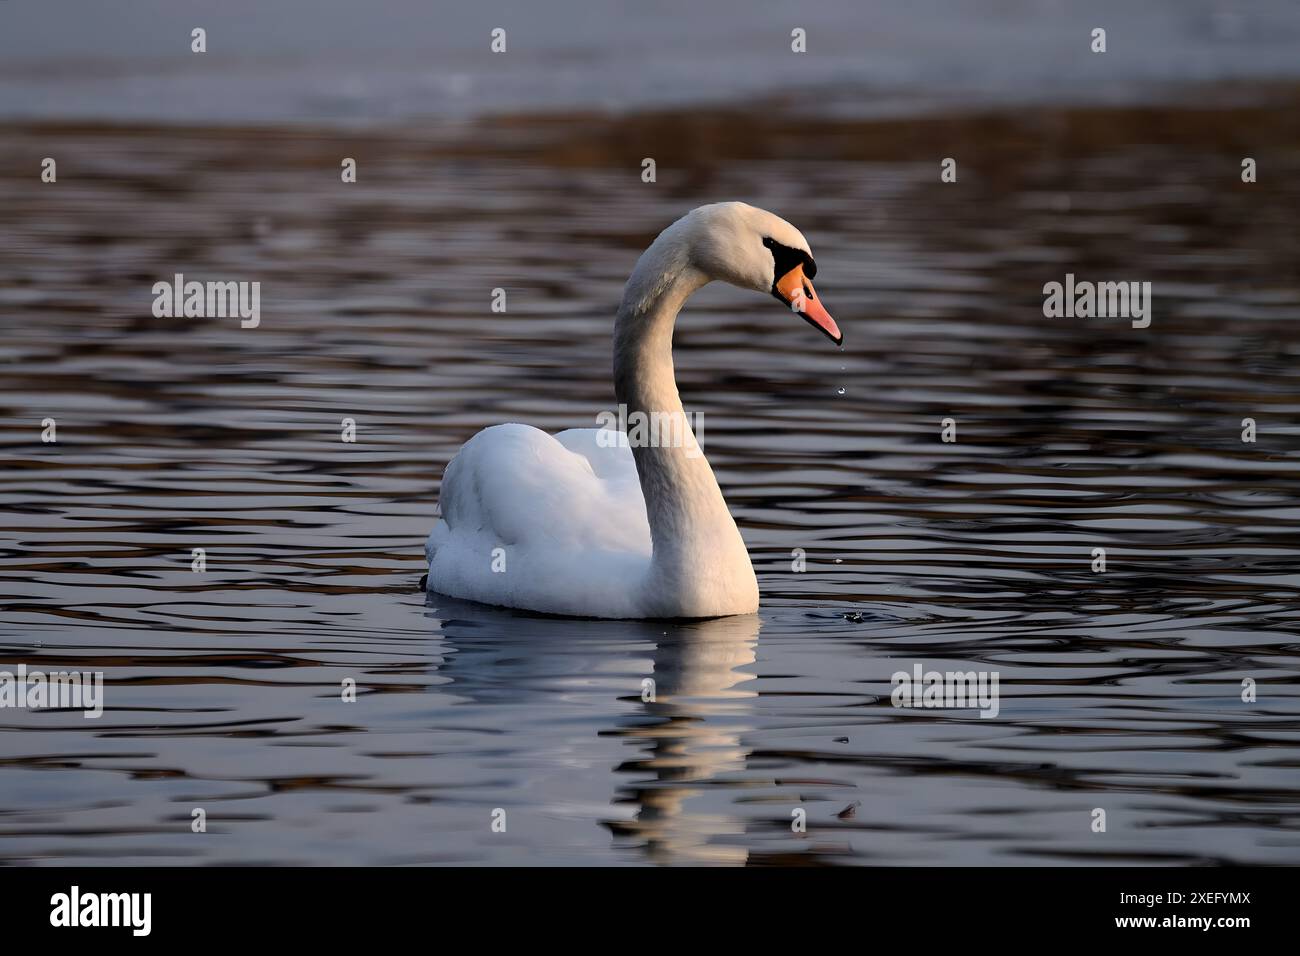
[{"left": 1, "top": 99, "right": 1298, "bottom": 864}]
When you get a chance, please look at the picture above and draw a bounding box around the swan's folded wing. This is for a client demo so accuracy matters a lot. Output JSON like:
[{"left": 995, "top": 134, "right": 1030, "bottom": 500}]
[
  {"left": 434, "top": 423, "right": 650, "bottom": 556},
  {"left": 553, "top": 426, "right": 639, "bottom": 482}
]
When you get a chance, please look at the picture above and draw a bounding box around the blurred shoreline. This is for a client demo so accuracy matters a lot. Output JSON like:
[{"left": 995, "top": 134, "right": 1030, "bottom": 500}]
[
  {"left": 4, "top": 78, "right": 1298, "bottom": 172},
  {"left": 5, "top": 1, "right": 1300, "bottom": 127}
]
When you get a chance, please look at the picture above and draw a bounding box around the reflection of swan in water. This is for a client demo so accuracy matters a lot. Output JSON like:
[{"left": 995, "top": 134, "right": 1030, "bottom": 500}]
[
  {"left": 422, "top": 596, "right": 759, "bottom": 865},
  {"left": 605, "top": 613, "right": 760, "bottom": 866}
]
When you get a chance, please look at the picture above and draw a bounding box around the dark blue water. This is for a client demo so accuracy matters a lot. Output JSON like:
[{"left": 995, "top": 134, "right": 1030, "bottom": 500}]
[{"left": 3, "top": 104, "right": 1298, "bottom": 864}]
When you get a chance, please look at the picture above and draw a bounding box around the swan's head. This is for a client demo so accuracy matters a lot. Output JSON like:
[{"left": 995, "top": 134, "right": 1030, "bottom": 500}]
[{"left": 682, "top": 201, "right": 841, "bottom": 346}]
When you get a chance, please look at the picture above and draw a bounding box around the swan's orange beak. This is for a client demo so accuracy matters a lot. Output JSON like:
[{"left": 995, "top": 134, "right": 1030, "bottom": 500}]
[{"left": 775, "top": 264, "right": 841, "bottom": 345}]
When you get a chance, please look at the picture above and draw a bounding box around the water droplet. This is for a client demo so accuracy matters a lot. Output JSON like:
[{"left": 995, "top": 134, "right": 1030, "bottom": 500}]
[{"left": 837, "top": 387, "right": 846, "bottom": 395}]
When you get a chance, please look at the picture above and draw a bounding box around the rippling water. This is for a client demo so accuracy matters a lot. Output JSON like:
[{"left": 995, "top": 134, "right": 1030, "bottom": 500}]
[{"left": 1, "top": 97, "right": 1299, "bottom": 864}]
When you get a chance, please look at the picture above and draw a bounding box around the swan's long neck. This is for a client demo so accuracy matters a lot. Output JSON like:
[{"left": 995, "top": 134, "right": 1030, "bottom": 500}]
[{"left": 613, "top": 242, "right": 756, "bottom": 612}]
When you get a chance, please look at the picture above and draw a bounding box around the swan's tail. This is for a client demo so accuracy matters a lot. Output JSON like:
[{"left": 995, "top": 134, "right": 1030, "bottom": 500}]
[{"left": 425, "top": 519, "right": 443, "bottom": 565}]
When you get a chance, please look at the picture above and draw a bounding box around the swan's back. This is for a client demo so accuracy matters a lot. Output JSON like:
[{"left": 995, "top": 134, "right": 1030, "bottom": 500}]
[{"left": 426, "top": 423, "right": 653, "bottom": 616}]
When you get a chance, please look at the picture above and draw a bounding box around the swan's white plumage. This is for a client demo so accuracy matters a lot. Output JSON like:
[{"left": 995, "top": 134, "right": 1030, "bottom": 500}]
[
  {"left": 425, "top": 202, "right": 825, "bottom": 619},
  {"left": 426, "top": 423, "right": 655, "bottom": 618}
]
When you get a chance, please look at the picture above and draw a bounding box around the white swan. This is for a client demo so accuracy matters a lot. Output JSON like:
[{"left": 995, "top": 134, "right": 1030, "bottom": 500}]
[{"left": 425, "top": 202, "right": 841, "bottom": 619}]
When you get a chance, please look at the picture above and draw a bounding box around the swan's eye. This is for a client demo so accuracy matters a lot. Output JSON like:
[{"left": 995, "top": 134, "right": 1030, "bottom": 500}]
[{"left": 763, "top": 237, "right": 816, "bottom": 284}]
